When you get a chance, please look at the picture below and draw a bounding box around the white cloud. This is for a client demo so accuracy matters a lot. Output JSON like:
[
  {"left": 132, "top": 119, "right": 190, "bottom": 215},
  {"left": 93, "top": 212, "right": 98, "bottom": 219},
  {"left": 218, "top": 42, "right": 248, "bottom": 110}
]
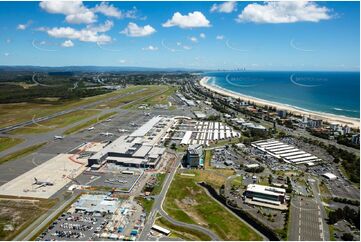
[
  {"left": 40, "top": 1, "right": 96, "bottom": 24},
  {"left": 61, "top": 40, "right": 74, "bottom": 48},
  {"left": 119, "top": 59, "right": 126, "bottom": 64},
  {"left": 183, "top": 45, "right": 192, "bottom": 50},
  {"left": 120, "top": 22, "right": 156, "bottom": 37},
  {"left": 237, "top": 1, "right": 332, "bottom": 23},
  {"left": 93, "top": 2, "right": 137, "bottom": 19},
  {"left": 189, "top": 36, "right": 198, "bottom": 43},
  {"left": 142, "top": 45, "right": 158, "bottom": 51},
  {"left": 200, "top": 33, "right": 206, "bottom": 39},
  {"left": 216, "top": 35, "right": 224, "bottom": 40},
  {"left": 17, "top": 20, "right": 32, "bottom": 30},
  {"left": 211, "top": 2, "right": 237, "bottom": 13},
  {"left": 4, "top": 53, "right": 10, "bottom": 57},
  {"left": 86, "top": 20, "right": 113, "bottom": 33},
  {"left": 46, "top": 26, "right": 111, "bottom": 43},
  {"left": 93, "top": 2, "right": 121, "bottom": 18},
  {"left": 5, "top": 39, "right": 11, "bottom": 44},
  {"left": 162, "top": 11, "right": 211, "bottom": 28}
]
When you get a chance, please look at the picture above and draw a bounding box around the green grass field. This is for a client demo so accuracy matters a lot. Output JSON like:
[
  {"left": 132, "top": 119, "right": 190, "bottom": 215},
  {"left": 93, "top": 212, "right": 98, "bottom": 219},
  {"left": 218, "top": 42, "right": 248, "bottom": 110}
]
[
  {"left": 0, "top": 85, "right": 145, "bottom": 129},
  {"left": 121, "top": 85, "right": 171, "bottom": 109},
  {"left": 163, "top": 172, "right": 262, "bottom": 241},
  {"left": 0, "top": 137, "right": 23, "bottom": 152},
  {"left": 9, "top": 110, "right": 100, "bottom": 135},
  {"left": 0, "top": 143, "right": 46, "bottom": 165},
  {"left": 140, "top": 86, "right": 177, "bottom": 106},
  {"left": 63, "top": 112, "right": 117, "bottom": 135}
]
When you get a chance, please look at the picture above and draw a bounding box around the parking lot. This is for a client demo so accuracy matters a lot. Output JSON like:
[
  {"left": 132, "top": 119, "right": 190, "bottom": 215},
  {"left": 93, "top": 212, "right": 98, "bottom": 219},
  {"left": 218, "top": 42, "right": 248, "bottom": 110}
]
[{"left": 37, "top": 210, "right": 110, "bottom": 241}]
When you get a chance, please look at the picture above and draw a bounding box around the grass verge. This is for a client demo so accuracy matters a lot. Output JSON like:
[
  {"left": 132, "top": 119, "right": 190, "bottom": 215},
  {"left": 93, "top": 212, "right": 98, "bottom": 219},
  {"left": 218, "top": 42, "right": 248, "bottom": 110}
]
[
  {"left": 63, "top": 112, "right": 116, "bottom": 135},
  {"left": 0, "top": 137, "right": 23, "bottom": 152},
  {"left": 135, "top": 197, "right": 154, "bottom": 214},
  {"left": 151, "top": 173, "right": 167, "bottom": 195},
  {"left": 10, "top": 110, "right": 99, "bottom": 135},
  {"left": 0, "top": 142, "right": 46, "bottom": 165}
]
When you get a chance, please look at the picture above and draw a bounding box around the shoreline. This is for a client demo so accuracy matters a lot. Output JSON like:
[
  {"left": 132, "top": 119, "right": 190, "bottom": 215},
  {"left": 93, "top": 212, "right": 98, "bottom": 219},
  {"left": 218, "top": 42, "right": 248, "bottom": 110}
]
[{"left": 199, "top": 77, "right": 360, "bottom": 128}]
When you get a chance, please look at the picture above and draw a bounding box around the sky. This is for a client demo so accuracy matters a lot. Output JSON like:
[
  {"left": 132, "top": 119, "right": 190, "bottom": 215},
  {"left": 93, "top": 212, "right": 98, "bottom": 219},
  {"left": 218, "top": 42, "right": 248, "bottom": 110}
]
[{"left": 0, "top": 1, "right": 359, "bottom": 71}]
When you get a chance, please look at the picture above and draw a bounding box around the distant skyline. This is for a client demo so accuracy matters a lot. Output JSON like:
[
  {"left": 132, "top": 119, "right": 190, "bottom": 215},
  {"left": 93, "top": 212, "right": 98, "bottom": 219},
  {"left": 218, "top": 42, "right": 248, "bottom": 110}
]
[{"left": 0, "top": 1, "right": 359, "bottom": 71}]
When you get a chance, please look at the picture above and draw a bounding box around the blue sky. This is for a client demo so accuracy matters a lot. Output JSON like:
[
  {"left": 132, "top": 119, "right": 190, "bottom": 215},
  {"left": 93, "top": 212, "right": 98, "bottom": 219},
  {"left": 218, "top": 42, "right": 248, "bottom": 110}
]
[{"left": 0, "top": 1, "right": 359, "bottom": 70}]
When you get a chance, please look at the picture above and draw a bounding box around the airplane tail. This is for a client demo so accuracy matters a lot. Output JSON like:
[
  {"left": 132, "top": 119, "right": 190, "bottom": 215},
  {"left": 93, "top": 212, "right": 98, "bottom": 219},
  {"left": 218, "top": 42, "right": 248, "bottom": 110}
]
[{"left": 34, "top": 177, "right": 37, "bottom": 183}]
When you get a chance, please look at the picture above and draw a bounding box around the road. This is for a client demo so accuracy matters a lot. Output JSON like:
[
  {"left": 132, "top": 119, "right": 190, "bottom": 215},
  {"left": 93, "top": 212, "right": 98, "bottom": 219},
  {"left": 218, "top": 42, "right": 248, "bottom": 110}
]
[
  {"left": 139, "top": 153, "right": 220, "bottom": 241},
  {"left": 14, "top": 191, "right": 80, "bottom": 241},
  {"left": 288, "top": 177, "right": 329, "bottom": 241}
]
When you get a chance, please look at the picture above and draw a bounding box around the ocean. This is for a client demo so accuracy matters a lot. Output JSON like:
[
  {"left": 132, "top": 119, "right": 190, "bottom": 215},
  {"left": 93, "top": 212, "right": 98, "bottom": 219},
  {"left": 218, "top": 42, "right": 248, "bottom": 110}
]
[{"left": 203, "top": 71, "right": 360, "bottom": 119}]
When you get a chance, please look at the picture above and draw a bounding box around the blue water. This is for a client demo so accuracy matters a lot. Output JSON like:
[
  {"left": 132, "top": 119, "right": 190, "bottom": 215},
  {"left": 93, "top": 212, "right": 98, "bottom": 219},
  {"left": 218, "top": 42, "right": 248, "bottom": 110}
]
[{"left": 204, "top": 71, "right": 360, "bottom": 119}]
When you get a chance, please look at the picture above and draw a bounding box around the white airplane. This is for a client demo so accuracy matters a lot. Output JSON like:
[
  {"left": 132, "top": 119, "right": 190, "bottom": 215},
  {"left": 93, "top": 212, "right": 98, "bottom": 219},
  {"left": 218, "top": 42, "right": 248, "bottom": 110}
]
[
  {"left": 100, "top": 132, "right": 114, "bottom": 137},
  {"left": 144, "top": 112, "right": 150, "bottom": 116},
  {"left": 104, "top": 118, "right": 112, "bottom": 122},
  {"left": 54, "top": 135, "right": 64, "bottom": 140},
  {"left": 118, "top": 129, "right": 129, "bottom": 133},
  {"left": 130, "top": 122, "right": 137, "bottom": 127},
  {"left": 33, "top": 177, "right": 54, "bottom": 188},
  {"left": 88, "top": 126, "right": 95, "bottom": 131}
]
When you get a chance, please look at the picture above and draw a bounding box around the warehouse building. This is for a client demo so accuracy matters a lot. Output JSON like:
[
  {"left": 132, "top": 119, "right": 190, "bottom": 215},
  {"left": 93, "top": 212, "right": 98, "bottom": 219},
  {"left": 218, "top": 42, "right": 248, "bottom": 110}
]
[
  {"left": 322, "top": 172, "right": 338, "bottom": 180},
  {"left": 251, "top": 139, "right": 321, "bottom": 165},
  {"left": 74, "top": 194, "right": 120, "bottom": 214}
]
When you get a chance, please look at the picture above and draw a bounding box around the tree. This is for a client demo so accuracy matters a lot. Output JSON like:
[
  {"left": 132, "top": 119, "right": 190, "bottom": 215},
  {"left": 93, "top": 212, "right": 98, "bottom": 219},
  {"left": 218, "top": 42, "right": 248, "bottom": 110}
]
[{"left": 341, "top": 233, "right": 353, "bottom": 241}]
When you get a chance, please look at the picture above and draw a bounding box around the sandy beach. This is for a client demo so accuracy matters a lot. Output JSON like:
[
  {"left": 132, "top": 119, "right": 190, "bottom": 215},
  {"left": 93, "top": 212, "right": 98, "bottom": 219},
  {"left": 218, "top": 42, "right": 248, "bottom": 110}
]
[{"left": 200, "top": 77, "right": 360, "bottom": 128}]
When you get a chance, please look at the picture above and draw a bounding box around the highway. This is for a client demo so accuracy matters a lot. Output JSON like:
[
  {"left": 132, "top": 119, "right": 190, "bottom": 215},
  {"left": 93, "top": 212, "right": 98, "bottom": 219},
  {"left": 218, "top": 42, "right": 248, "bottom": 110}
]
[{"left": 139, "top": 153, "right": 220, "bottom": 241}]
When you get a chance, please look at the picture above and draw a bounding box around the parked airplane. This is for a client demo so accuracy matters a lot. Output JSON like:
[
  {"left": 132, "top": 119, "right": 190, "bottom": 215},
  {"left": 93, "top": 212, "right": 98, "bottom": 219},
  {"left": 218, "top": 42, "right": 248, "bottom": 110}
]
[
  {"left": 144, "top": 112, "right": 150, "bottom": 116},
  {"left": 88, "top": 126, "right": 95, "bottom": 131},
  {"left": 54, "top": 135, "right": 64, "bottom": 140},
  {"left": 118, "top": 129, "right": 129, "bottom": 133},
  {"left": 130, "top": 122, "right": 137, "bottom": 127},
  {"left": 33, "top": 177, "right": 54, "bottom": 188},
  {"left": 100, "top": 132, "right": 114, "bottom": 136}
]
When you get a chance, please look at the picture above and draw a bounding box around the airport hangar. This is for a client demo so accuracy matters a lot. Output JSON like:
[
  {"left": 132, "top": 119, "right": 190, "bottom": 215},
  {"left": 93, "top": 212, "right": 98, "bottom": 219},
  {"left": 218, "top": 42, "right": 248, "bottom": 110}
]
[
  {"left": 251, "top": 139, "right": 322, "bottom": 165},
  {"left": 88, "top": 116, "right": 174, "bottom": 169}
]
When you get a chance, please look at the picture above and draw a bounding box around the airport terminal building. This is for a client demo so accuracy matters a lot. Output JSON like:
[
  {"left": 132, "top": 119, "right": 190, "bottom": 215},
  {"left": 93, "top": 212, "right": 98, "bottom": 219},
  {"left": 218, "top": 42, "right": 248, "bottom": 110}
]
[{"left": 88, "top": 116, "right": 173, "bottom": 169}]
